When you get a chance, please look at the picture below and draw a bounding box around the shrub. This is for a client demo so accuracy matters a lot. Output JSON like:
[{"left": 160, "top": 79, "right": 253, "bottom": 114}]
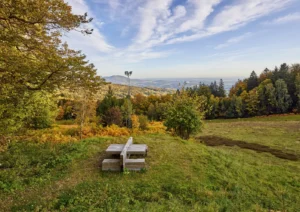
[
  {"left": 164, "top": 92, "right": 204, "bottom": 139},
  {"left": 103, "top": 107, "right": 123, "bottom": 127},
  {"left": 138, "top": 115, "right": 149, "bottom": 130},
  {"left": 131, "top": 114, "right": 140, "bottom": 129},
  {"left": 24, "top": 91, "right": 57, "bottom": 129}
]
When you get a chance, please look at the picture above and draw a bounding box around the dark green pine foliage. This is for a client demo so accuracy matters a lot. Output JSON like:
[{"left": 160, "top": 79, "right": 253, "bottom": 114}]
[
  {"left": 96, "top": 86, "right": 120, "bottom": 117},
  {"left": 218, "top": 79, "right": 226, "bottom": 97},
  {"left": 247, "top": 71, "right": 259, "bottom": 91}
]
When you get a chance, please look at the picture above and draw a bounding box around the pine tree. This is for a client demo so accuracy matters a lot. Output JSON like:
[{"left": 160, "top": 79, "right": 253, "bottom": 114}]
[
  {"left": 218, "top": 79, "right": 226, "bottom": 97},
  {"left": 247, "top": 71, "right": 259, "bottom": 91}
]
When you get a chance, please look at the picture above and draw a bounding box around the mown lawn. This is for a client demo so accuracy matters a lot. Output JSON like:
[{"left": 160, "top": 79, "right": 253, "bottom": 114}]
[{"left": 0, "top": 116, "right": 299, "bottom": 211}]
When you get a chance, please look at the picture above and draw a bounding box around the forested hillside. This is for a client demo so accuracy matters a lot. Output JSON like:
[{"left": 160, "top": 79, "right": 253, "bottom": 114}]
[{"left": 186, "top": 63, "right": 300, "bottom": 119}]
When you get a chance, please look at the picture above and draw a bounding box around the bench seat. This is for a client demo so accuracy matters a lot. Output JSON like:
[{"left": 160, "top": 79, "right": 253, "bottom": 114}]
[
  {"left": 102, "top": 159, "right": 121, "bottom": 171},
  {"left": 125, "top": 158, "right": 145, "bottom": 171}
]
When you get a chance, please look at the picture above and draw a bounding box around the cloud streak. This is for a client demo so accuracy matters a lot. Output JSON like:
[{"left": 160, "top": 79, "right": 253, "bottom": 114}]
[
  {"left": 263, "top": 12, "right": 300, "bottom": 25},
  {"left": 215, "top": 32, "right": 253, "bottom": 49}
]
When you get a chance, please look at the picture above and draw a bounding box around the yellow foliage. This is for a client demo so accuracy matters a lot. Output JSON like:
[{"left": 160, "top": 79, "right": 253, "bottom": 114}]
[
  {"left": 100, "top": 125, "right": 130, "bottom": 137},
  {"left": 19, "top": 121, "right": 166, "bottom": 144},
  {"left": 147, "top": 121, "right": 166, "bottom": 134},
  {"left": 131, "top": 115, "right": 140, "bottom": 129}
]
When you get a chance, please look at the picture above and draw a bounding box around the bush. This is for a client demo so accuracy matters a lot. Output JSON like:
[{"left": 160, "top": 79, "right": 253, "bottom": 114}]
[
  {"left": 103, "top": 107, "right": 123, "bottom": 127},
  {"left": 24, "top": 91, "right": 57, "bottom": 129},
  {"left": 131, "top": 114, "right": 140, "bottom": 129},
  {"left": 164, "top": 92, "right": 204, "bottom": 139},
  {"left": 139, "top": 115, "right": 149, "bottom": 130}
]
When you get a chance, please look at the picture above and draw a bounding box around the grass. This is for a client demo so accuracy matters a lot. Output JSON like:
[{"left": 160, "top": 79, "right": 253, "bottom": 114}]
[{"left": 0, "top": 115, "right": 299, "bottom": 211}]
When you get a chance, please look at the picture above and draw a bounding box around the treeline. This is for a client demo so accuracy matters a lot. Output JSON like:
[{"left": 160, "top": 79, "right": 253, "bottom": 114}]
[
  {"left": 56, "top": 63, "right": 300, "bottom": 127},
  {"left": 187, "top": 63, "right": 300, "bottom": 119},
  {"left": 56, "top": 86, "right": 173, "bottom": 128}
]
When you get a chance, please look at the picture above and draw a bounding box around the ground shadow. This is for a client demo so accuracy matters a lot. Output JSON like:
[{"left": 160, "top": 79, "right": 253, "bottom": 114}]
[{"left": 197, "top": 136, "right": 298, "bottom": 161}]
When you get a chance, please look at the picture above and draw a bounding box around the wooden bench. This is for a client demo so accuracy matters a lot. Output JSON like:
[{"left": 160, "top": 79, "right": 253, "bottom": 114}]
[
  {"left": 102, "top": 137, "right": 146, "bottom": 171},
  {"left": 102, "top": 159, "right": 121, "bottom": 171},
  {"left": 125, "top": 158, "right": 145, "bottom": 171}
]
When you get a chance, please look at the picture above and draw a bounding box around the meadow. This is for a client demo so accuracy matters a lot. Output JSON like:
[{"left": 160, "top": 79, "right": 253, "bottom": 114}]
[{"left": 0, "top": 115, "right": 299, "bottom": 211}]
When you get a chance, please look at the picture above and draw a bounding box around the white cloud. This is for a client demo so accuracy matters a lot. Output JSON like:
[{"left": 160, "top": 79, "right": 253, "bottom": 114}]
[
  {"left": 135, "top": 0, "right": 173, "bottom": 44},
  {"left": 64, "top": 0, "right": 114, "bottom": 53},
  {"left": 63, "top": 0, "right": 296, "bottom": 65},
  {"left": 263, "top": 12, "right": 300, "bottom": 25},
  {"left": 215, "top": 32, "right": 253, "bottom": 49},
  {"left": 167, "top": 0, "right": 292, "bottom": 44},
  {"left": 177, "top": 0, "right": 221, "bottom": 33}
]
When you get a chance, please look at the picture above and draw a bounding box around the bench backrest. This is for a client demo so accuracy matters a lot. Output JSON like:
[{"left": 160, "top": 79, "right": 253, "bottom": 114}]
[{"left": 120, "top": 137, "right": 133, "bottom": 168}]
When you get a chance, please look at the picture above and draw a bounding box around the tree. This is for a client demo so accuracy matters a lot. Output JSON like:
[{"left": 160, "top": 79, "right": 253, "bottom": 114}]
[
  {"left": 0, "top": 91, "right": 57, "bottom": 134},
  {"left": 209, "top": 81, "right": 219, "bottom": 96},
  {"left": 103, "top": 107, "right": 123, "bottom": 127},
  {"left": 226, "top": 95, "right": 244, "bottom": 118},
  {"left": 132, "top": 93, "right": 149, "bottom": 115},
  {"left": 121, "top": 100, "right": 133, "bottom": 128},
  {"left": 244, "top": 89, "right": 259, "bottom": 116},
  {"left": 74, "top": 90, "right": 97, "bottom": 139},
  {"left": 257, "top": 79, "right": 276, "bottom": 115},
  {"left": 138, "top": 115, "right": 149, "bottom": 130},
  {"left": 229, "top": 80, "right": 247, "bottom": 97},
  {"left": 164, "top": 92, "right": 204, "bottom": 139},
  {"left": 147, "top": 103, "right": 156, "bottom": 121},
  {"left": 264, "top": 83, "right": 277, "bottom": 115},
  {"left": 275, "top": 79, "right": 291, "bottom": 113},
  {"left": 0, "top": 0, "right": 101, "bottom": 92},
  {"left": 96, "top": 86, "right": 119, "bottom": 118},
  {"left": 206, "top": 95, "right": 220, "bottom": 119},
  {"left": 0, "top": 0, "right": 103, "bottom": 135},
  {"left": 218, "top": 79, "right": 226, "bottom": 97},
  {"left": 295, "top": 74, "right": 300, "bottom": 111},
  {"left": 24, "top": 92, "right": 57, "bottom": 129},
  {"left": 247, "top": 71, "right": 259, "bottom": 91},
  {"left": 259, "top": 68, "right": 272, "bottom": 83}
]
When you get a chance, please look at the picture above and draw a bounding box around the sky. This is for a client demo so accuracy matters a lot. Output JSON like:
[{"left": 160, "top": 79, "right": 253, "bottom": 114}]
[{"left": 65, "top": 0, "right": 300, "bottom": 78}]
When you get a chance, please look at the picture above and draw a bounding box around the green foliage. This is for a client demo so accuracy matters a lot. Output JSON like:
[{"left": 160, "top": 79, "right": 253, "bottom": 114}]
[
  {"left": 275, "top": 79, "right": 291, "bottom": 113},
  {"left": 24, "top": 92, "right": 57, "bottom": 129},
  {"left": 121, "top": 99, "right": 133, "bottom": 128},
  {"left": 295, "top": 73, "right": 300, "bottom": 111},
  {"left": 226, "top": 95, "right": 244, "bottom": 118},
  {"left": 138, "top": 115, "right": 149, "bottom": 130},
  {"left": 96, "top": 86, "right": 120, "bottom": 117},
  {"left": 0, "top": 0, "right": 104, "bottom": 134},
  {"left": 147, "top": 103, "right": 156, "bottom": 121},
  {"left": 164, "top": 92, "right": 204, "bottom": 139},
  {"left": 103, "top": 107, "right": 123, "bottom": 126},
  {"left": 0, "top": 91, "right": 57, "bottom": 134}
]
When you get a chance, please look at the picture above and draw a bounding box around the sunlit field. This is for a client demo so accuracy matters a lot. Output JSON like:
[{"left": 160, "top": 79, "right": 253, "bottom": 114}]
[{"left": 1, "top": 115, "right": 299, "bottom": 211}]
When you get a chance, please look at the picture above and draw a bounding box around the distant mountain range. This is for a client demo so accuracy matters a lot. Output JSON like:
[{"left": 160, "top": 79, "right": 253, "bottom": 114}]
[{"left": 104, "top": 75, "right": 240, "bottom": 92}]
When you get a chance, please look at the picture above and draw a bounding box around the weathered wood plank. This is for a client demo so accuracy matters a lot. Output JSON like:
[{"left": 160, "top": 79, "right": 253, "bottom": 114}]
[
  {"left": 102, "top": 159, "right": 121, "bottom": 171},
  {"left": 125, "top": 159, "right": 145, "bottom": 171},
  {"left": 120, "top": 137, "right": 133, "bottom": 168}
]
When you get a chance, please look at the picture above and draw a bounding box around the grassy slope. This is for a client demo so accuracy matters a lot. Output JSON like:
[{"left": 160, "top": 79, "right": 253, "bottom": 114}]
[{"left": 0, "top": 116, "right": 299, "bottom": 211}]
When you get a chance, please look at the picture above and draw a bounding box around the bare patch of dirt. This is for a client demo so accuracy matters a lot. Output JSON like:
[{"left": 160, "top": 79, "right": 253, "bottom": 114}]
[{"left": 198, "top": 136, "right": 299, "bottom": 161}]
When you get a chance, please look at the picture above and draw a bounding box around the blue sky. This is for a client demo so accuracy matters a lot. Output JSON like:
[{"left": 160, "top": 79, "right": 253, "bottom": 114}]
[{"left": 65, "top": 0, "right": 300, "bottom": 78}]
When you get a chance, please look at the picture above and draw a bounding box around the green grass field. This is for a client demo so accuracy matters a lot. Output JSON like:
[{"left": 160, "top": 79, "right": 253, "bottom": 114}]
[{"left": 1, "top": 115, "right": 299, "bottom": 211}]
